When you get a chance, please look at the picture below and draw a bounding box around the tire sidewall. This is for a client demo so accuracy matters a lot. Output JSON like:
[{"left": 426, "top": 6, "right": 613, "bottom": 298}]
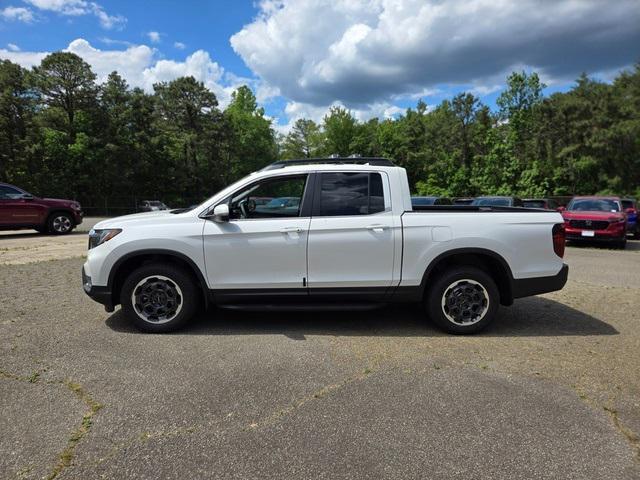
[
  {"left": 47, "top": 212, "right": 74, "bottom": 235},
  {"left": 121, "top": 263, "right": 198, "bottom": 333},
  {"left": 426, "top": 266, "right": 500, "bottom": 334}
]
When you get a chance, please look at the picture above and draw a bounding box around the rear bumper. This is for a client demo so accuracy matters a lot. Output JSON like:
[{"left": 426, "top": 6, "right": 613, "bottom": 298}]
[
  {"left": 512, "top": 264, "right": 569, "bottom": 299},
  {"left": 82, "top": 266, "right": 114, "bottom": 312}
]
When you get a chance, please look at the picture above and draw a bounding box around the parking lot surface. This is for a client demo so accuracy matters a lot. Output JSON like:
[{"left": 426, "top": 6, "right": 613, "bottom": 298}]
[{"left": 1, "top": 230, "right": 639, "bottom": 479}]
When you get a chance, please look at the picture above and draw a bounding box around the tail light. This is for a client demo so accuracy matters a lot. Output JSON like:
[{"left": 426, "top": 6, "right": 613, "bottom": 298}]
[{"left": 552, "top": 223, "right": 565, "bottom": 258}]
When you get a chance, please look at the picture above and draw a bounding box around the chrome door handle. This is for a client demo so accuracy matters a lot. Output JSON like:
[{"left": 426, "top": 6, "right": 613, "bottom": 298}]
[
  {"left": 366, "top": 224, "right": 386, "bottom": 232},
  {"left": 280, "top": 227, "right": 302, "bottom": 233}
]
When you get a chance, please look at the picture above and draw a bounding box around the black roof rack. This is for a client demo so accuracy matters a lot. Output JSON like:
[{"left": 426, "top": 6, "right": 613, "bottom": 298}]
[{"left": 261, "top": 157, "right": 395, "bottom": 171}]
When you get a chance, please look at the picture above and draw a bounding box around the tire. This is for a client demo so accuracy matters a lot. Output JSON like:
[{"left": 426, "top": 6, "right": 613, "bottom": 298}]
[
  {"left": 47, "top": 212, "right": 74, "bottom": 235},
  {"left": 425, "top": 266, "right": 500, "bottom": 334},
  {"left": 120, "top": 263, "right": 200, "bottom": 333}
]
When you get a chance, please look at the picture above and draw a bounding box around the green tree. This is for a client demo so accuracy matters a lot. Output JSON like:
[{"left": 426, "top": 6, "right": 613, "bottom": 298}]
[
  {"left": 33, "top": 52, "right": 97, "bottom": 140},
  {"left": 280, "top": 118, "right": 322, "bottom": 158},
  {"left": 321, "top": 106, "right": 357, "bottom": 156}
]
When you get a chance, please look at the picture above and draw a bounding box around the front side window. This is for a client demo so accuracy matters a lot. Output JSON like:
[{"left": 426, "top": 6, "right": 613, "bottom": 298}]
[
  {"left": 228, "top": 175, "right": 307, "bottom": 219},
  {"left": 317, "top": 172, "right": 386, "bottom": 216}
]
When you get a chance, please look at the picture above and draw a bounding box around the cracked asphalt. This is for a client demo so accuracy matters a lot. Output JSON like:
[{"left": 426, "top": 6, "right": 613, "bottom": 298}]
[{"left": 1, "top": 232, "right": 639, "bottom": 479}]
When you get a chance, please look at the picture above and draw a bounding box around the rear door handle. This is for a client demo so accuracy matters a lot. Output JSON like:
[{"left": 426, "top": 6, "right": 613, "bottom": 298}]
[
  {"left": 366, "top": 224, "right": 386, "bottom": 232},
  {"left": 280, "top": 227, "right": 302, "bottom": 233}
]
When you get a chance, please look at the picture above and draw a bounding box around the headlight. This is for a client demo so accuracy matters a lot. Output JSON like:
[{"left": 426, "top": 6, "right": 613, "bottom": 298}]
[{"left": 88, "top": 229, "right": 122, "bottom": 249}]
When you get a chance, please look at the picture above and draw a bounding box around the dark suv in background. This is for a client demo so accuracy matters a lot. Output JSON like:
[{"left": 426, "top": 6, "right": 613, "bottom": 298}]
[{"left": 0, "top": 182, "right": 83, "bottom": 234}]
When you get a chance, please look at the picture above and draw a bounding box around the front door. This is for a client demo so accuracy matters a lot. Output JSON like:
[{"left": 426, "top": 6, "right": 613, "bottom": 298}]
[
  {"left": 203, "top": 174, "right": 311, "bottom": 291},
  {"left": 307, "top": 171, "right": 396, "bottom": 290}
]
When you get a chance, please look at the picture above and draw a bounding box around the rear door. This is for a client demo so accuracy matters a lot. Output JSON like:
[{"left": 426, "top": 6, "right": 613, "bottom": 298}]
[
  {"left": 307, "top": 171, "right": 396, "bottom": 291},
  {"left": 0, "top": 185, "right": 39, "bottom": 226}
]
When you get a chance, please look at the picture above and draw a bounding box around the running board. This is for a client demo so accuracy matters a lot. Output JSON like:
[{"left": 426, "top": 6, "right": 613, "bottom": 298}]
[{"left": 218, "top": 303, "right": 384, "bottom": 312}]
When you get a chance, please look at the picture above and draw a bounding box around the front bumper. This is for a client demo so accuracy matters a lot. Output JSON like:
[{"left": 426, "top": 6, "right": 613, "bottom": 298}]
[
  {"left": 512, "top": 264, "right": 569, "bottom": 299},
  {"left": 73, "top": 210, "right": 84, "bottom": 226},
  {"left": 565, "top": 227, "right": 625, "bottom": 242},
  {"left": 82, "top": 266, "right": 114, "bottom": 312}
]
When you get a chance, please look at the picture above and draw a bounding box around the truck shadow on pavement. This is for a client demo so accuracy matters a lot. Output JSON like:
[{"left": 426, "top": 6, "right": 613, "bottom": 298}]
[{"left": 105, "top": 296, "right": 618, "bottom": 338}]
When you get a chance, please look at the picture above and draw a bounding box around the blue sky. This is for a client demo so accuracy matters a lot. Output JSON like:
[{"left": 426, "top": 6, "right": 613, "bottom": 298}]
[{"left": 1, "top": 1, "right": 639, "bottom": 131}]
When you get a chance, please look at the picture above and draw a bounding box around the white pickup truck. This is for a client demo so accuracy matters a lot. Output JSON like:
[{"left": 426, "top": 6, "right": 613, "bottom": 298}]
[{"left": 83, "top": 158, "right": 568, "bottom": 334}]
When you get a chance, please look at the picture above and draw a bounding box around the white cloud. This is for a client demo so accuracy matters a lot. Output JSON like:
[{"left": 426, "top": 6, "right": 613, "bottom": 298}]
[
  {"left": 22, "top": 0, "right": 125, "bottom": 29},
  {"left": 147, "top": 31, "right": 161, "bottom": 44},
  {"left": 6, "top": 43, "right": 20, "bottom": 51},
  {"left": 174, "top": 42, "right": 186, "bottom": 50},
  {"left": 0, "top": 38, "right": 244, "bottom": 108},
  {"left": 1, "top": 6, "right": 35, "bottom": 22},
  {"left": 231, "top": 0, "right": 640, "bottom": 108}
]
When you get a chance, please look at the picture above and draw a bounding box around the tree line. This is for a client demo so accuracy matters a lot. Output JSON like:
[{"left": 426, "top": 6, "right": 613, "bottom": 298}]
[{"left": 0, "top": 52, "right": 638, "bottom": 213}]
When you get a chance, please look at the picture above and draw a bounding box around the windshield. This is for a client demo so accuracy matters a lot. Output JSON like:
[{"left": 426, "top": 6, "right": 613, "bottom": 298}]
[
  {"left": 568, "top": 199, "right": 620, "bottom": 212},
  {"left": 471, "top": 197, "right": 511, "bottom": 206}
]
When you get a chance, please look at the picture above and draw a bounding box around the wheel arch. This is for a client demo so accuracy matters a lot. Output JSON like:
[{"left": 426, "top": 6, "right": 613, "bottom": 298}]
[
  {"left": 419, "top": 248, "right": 514, "bottom": 306},
  {"left": 46, "top": 209, "right": 76, "bottom": 228},
  {"left": 108, "top": 249, "right": 209, "bottom": 309}
]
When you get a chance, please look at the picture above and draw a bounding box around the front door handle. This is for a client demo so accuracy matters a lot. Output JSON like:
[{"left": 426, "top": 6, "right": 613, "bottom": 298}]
[
  {"left": 280, "top": 227, "right": 302, "bottom": 233},
  {"left": 366, "top": 224, "right": 386, "bottom": 232}
]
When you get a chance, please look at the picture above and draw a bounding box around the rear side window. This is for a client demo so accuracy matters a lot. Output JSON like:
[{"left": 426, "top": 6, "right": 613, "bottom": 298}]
[
  {"left": 317, "top": 172, "right": 386, "bottom": 216},
  {"left": 0, "top": 185, "right": 22, "bottom": 199}
]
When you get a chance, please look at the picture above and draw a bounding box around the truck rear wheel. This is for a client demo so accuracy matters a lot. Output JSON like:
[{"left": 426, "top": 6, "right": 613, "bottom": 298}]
[
  {"left": 120, "top": 263, "right": 199, "bottom": 333},
  {"left": 425, "top": 266, "right": 499, "bottom": 334}
]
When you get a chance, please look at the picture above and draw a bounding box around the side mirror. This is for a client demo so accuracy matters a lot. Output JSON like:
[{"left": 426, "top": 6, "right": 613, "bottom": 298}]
[
  {"left": 557, "top": 206, "right": 566, "bottom": 212},
  {"left": 212, "top": 204, "right": 229, "bottom": 222}
]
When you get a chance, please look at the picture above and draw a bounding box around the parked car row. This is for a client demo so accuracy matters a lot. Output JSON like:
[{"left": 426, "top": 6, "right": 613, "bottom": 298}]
[{"left": 411, "top": 194, "right": 639, "bottom": 248}]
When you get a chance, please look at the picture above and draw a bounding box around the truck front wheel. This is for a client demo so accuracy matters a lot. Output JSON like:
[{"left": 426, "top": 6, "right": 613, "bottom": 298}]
[
  {"left": 425, "top": 266, "right": 499, "bottom": 334},
  {"left": 120, "top": 263, "right": 199, "bottom": 333}
]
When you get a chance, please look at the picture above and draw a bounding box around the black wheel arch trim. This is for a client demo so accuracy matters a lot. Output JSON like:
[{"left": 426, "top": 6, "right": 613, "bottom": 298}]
[
  {"left": 415, "top": 247, "right": 515, "bottom": 303},
  {"left": 106, "top": 249, "right": 210, "bottom": 308}
]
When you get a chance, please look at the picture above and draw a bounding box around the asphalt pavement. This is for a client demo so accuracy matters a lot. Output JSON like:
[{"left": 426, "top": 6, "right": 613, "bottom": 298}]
[{"left": 0, "top": 236, "right": 638, "bottom": 479}]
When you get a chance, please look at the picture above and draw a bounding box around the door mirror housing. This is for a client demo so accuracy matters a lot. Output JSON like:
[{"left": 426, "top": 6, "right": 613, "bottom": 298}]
[{"left": 212, "top": 204, "right": 229, "bottom": 222}]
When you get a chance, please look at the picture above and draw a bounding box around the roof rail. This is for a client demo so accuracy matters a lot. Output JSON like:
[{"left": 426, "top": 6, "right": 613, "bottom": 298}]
[{"left": 261, "top": 157, "right": 396, "bottom": 171}]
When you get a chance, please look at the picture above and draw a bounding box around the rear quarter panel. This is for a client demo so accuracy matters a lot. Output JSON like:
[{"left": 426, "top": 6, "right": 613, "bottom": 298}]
[{"left": 400, "top": 211, "right": 564, "bottom": 286}]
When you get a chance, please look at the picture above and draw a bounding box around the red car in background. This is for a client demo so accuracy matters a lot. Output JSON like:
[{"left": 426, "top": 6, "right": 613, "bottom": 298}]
[
  {"left": 561, "top": 196, "right": 627, "bottom": 248},
  {"left": 0, "top": 182, "right": 83, "bottom": 234}
]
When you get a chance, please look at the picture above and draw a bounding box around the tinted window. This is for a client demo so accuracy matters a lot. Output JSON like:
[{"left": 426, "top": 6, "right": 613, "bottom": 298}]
[
  {"left": 318, "top": 172, "right": 386, "bottom": 216},
  {"left": 0, "top": 185, "right": 22, "bottom": 199},
  {"left": 411, "top": 197, "right": 436, "bottom": 206},
  {"left": 229, "top": 175, "right": 307, "bottom": 219},
  {"left": 568, "top": 199, "right": 620, "bottom": 212},
  {"left": 471, "top": 197, "right": 512, "bottom": 206}
]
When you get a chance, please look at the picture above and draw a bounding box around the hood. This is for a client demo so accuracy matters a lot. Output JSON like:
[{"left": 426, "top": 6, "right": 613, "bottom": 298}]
[
  {"left": 42, "top": 197, "right": 77, "bottom": 206},
  {"left": 563, "top": 210, "right": 625, "bottom": 222},
  {"left": 93, "top": 210, "right": 177, "bottom": 230}
]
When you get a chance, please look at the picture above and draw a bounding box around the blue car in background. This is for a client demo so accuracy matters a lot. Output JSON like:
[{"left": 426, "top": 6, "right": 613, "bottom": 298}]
[{"left": 622, "top": 198, "right": 639, "bottom": 238}]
